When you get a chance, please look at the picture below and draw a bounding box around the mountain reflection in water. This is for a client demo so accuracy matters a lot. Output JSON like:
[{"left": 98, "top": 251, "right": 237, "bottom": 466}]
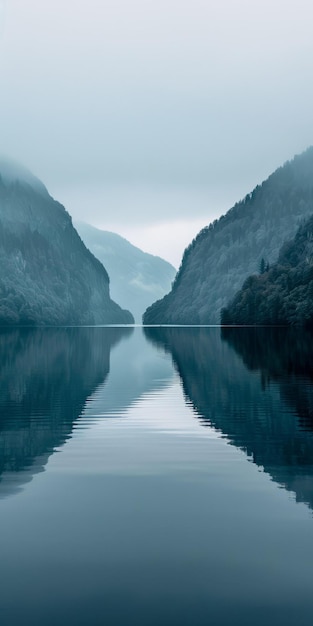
[
  {"left": 0, "top": 326, "right": 176, "bottom": 498},
  {"left": 222, "top": 326, "right": 313, "bottom": 431},
  {"left": 145, "top": 326, "right": 313, "bottom": 511},
  {"left": 1, "top": 327, "right": 313, "bottom": 625},
  {"left": 0, "top": 327, "right": 132, "bottom": 495}
]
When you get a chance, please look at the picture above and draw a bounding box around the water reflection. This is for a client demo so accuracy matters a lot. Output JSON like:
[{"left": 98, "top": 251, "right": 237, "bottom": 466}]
[
  {"left": 82, "top": 326, "right": 174, "bottom": 421},
  {"left": 0, "top": 327, "right": 132, "bottom": 495},
  {"left": 222, "top": 327, "right": 313, "bottom": 432},
  {"left": 1, "top": 327, "right": 313, "bottom": 625},
  {"left": 145, "top": 326, "right": 313, "bottom": 511}
]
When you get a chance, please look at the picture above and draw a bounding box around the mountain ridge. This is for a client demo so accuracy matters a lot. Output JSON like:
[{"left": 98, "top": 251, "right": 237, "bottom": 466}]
[
  {"left": 143, "top": 147, "right": 313, "bottom": 325},
  {"left": 75, "top": 221, "right": 176, "bottom": 322},
  {"left": 0, "top": 159, "right": 134, "bottom": 325}
]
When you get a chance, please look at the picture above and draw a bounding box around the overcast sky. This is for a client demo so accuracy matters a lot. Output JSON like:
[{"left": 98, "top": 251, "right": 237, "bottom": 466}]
[{"left": 1, "top": 0, "right": 313, "bottom": 265}]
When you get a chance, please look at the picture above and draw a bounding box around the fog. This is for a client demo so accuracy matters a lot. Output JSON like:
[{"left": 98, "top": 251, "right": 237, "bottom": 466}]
[{"left": 1, "top": 0, "right": 313, "bottom": 264}]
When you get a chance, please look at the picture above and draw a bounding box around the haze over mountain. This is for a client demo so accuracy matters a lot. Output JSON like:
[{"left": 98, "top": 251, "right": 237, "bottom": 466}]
[
  {"left": 0, "top": 159, "right": 134, "bottom": 326},
  {"left": 144, "top": 148, "right": 313, "bottom": 325},
  {"left": 2, "top": 2, "right": 313, "bottom": 266},
  {"left": 75, "top": 222, "right": 176, "bottom": 322},
  {"left": 221, "top": 212, "right": 313, "bottom": 326}
]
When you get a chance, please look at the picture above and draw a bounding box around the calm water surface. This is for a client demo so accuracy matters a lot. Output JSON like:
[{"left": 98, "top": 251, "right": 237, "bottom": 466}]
[{"left": 0, "top": 326, "right": 313, "bottom": 625}]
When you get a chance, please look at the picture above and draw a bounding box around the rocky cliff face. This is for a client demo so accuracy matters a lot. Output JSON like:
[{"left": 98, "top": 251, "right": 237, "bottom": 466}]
[
  {"left": 144, "top": 147, "right": 313, "bottom": 324},
  {"left": 0, "top": 159, "right": 134, "bottom": 325}
]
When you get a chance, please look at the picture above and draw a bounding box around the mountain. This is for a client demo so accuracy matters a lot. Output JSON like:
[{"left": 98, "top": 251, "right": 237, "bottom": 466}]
[
  {"left": 75, "top": 222, "right": 176, "bottom": 322},
  {"left": 221, "top": 213, "right": 313, "bottom": 325},
  {"left": 0, "top": 159, "right": 134, "bottom": 325},
  {"left": 143, "top": 147, "right": 313, "bottom": 324}
]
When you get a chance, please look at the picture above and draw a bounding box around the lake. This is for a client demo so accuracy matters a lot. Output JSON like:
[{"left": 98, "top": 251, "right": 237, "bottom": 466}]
[{"left": 0, "top": 325, "right": 313, "bottom": 625}]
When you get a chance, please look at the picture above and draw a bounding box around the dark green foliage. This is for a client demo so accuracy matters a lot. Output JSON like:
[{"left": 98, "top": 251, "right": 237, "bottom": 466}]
[
  {"left": 221, "top": 213, "right": 313, "bottom": 326},
  {"left": 143, "top": 147, "right": 313, "bottom": 324},
  {"left": 0, "top": 165, "right": 134, "bottom": 325},
  {"left": 259, "top": 257, "right": 268, "bottom": 274}
]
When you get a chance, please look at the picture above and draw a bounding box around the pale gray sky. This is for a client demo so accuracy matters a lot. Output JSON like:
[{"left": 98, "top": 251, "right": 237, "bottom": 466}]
[{"left": 1, "top": 0, "right": 313, "bottom": 265}]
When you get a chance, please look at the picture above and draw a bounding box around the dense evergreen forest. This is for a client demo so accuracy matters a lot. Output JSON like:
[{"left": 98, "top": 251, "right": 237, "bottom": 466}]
[
  {"left": 221, "top": 213, "right": 313, "bottom": 326},
  {"left": 144, "top": 147, "right": 313, "bottom": 324},
  {"left": 0, "top": 161, "right": 134, "bottom": 325}
]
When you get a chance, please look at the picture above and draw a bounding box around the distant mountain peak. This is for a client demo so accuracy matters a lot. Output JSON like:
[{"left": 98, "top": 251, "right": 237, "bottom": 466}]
[
  {"left": 0, "top": 162, "right": 134, "bottom": 325},
  {"left": 75, "top": 221, "right": 176, "bottom": 322},
  {"left": 0, "top": 157, "right": 49, "bottom": 197}
]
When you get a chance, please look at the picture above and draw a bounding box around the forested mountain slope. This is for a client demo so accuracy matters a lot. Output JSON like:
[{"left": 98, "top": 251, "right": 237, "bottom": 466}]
[
  {"left": 144, "top": 147, "right": 313, "bottom": 324},
  {"left": 221, "top": 213, "right": 313, "bottom": 326},
  {"left": 0, "top": 159, "right": 134, "bottom": 325},
  {"left": 75, "top": 222, "right": 176, "bottom": 322}
]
